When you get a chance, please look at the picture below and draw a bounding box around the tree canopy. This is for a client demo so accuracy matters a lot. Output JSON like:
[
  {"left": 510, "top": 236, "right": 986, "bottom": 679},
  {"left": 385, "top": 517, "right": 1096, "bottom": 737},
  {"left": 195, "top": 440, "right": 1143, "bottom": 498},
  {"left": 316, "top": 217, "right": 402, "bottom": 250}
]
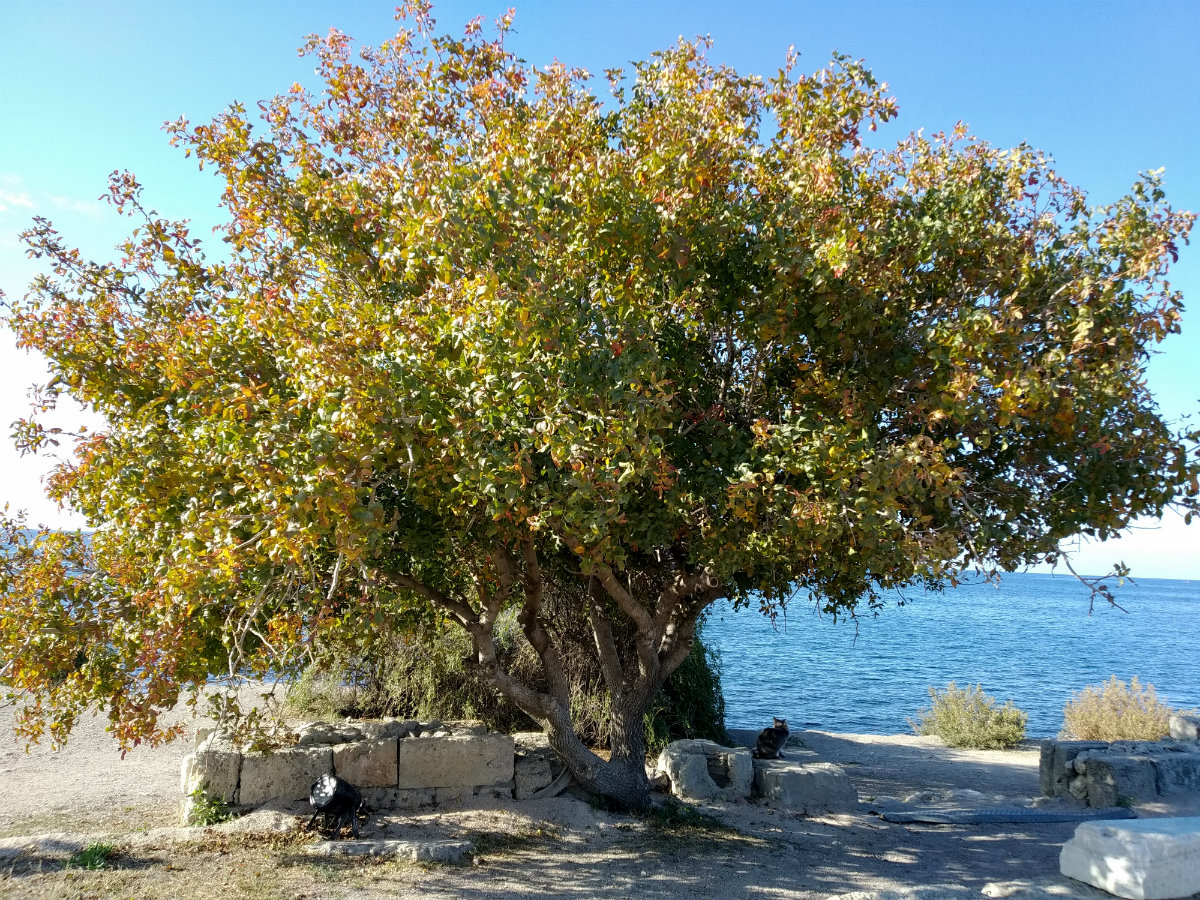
[{"left": 2, "top": 4, "right": 1196, "bottom": 807}]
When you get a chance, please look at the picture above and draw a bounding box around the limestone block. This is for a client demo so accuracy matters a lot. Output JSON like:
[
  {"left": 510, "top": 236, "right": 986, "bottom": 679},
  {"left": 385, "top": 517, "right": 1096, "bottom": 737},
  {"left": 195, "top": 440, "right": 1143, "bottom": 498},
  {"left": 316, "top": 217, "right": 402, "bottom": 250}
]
[
  {"left": 1153, "top": 751, "right": 1200, "bottom": 794},
  {"left": 514, "top": 751, "right": 554, "bottom": 800},
  {"left": 395, "top": 733, "right": 514, "bottom": 790},
  {"left": 1039, "top": 740, "right": 1109, "bottom": 797},
  {"left": 1082, "top": 755, "right": 1158, "bottom": 808},
  {"left": 239, "top": 746, "right": 333, "bottom": 806},
  {"left": 1170, "top": 713, "right": 1200, "bottom": 742},
  {"left": 307, "top": 838, "right": 472, "bottom": 862},
  {"left": 448, "top": 720, "right": 489, "bottom": 736},
  {"left": 656, "top": 740, "right": 753, "bottom": 802},
  {"left": 662, "top": 750, "right": 719, "bottom": 801},
  {"left": 333, "top": 738, "right": 397, "bottom": 788},
  {"left": 1060, "top": 816, "right": 1200, "bottom": 900},
  {"left": 180, "top": 747, "right": 242, "bottom": 805},
  {"left": 753, "top": 759, "right": 858, "bottom": 813}
]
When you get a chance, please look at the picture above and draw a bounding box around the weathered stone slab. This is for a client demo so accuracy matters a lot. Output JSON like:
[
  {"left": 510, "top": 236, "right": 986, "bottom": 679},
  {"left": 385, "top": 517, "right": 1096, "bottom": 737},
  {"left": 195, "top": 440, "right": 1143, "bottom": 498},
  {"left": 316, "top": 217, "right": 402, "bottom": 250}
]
[
  {"left": 753, "top": 759, "right": 857, "bottom": 813},
  {"left": 1039, "top": 740, "right": 1108, "bottom": 797},
  {"left": 395, "top": 733, "right": 514, "bottom": 790},
  {"left": 1169, "top": 712, "right": 1200, "bottom": 742},
  {"left": 333, "top": 738, "right": 397, "bottom": 788},
  {"left": 307, "top": 838, "right": 471, "bottom": 862},
  {"left": 514, "top": 750, "right": 554, "bottom": 800},
  {"left": 1081, "top": 754, "right": 1158, "bottom": 807},
  {"left": 239, "top": 747, "right": 333, "bottom": 805},
  {"left": 656, "top": 740, "right": 753, "bottom": 802},
  {"left": 1153, "top": 751, "right": 1200, "bottom": 794},
  {"left": 180, "top": 747, "right": 242, "bottom": 805},
  {"left": 1060, "top": 816, "right": 1200, "bottom": 900},
  {"left": 981, "top": 876, "right": 1119, "bottom": 898}
]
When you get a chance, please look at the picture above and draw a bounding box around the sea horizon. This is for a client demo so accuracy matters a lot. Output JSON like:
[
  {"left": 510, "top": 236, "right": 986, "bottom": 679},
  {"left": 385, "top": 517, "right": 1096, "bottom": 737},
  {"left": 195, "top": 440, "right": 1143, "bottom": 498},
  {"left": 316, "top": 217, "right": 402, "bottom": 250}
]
[{"left": 707, "top": 570, "right": 1200, "bottom": 738}]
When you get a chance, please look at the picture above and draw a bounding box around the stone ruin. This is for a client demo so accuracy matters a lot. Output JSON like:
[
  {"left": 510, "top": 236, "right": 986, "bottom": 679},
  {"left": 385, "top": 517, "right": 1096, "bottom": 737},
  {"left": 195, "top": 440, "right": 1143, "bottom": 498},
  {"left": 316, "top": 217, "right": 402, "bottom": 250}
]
[
  {"left": 181, "top": 718, "right": 565, "bottom": 822},
  {"left": 651, "top": 738, "right": 858, "bottom": 813},
  {"left": 182, "top": 719, "right": 857, "bottom": 822},
  {"left": 1039, "top": 714, "right": 1200, "bottom": 808}
]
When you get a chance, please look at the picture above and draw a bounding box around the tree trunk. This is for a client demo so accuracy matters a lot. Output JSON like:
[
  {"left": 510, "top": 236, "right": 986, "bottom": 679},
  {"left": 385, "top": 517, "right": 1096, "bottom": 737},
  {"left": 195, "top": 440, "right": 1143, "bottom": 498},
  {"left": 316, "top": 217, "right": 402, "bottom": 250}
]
[
  {"left": 384, "top": 553, "right": 720, "bottom": 812},
  {"left": 473, "top": 647, "right": 657, "bottom": 811},
  {"left": 542, "top": 687, "right": 654, "bottom": 811}
]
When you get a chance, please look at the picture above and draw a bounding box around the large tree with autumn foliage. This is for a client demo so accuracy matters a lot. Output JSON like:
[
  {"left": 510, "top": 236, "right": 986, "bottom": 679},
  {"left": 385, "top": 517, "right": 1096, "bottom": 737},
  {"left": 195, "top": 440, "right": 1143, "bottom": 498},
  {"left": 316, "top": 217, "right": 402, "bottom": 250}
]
[{"left": 2, "top": 5, "right": 1197, "bottom": 808}]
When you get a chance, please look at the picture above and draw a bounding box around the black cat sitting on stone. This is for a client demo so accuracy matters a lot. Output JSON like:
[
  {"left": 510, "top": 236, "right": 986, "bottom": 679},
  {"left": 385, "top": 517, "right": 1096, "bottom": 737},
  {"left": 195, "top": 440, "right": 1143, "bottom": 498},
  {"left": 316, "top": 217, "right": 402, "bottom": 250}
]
[{"left": 752, "top": 717, "right": 789, "bottom": 759}]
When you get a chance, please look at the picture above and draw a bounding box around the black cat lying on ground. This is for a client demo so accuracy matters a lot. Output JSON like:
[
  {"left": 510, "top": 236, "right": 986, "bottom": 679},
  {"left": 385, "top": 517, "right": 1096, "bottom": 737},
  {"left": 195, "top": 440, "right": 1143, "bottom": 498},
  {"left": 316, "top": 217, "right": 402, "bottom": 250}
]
[{"left": 752, "top": 717, "right": 790, "bottom": 759}]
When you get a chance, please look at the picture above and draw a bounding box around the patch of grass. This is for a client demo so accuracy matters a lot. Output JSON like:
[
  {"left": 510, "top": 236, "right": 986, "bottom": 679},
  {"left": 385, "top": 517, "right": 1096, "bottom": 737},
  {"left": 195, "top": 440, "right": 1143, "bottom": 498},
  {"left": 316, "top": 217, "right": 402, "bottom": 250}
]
[
  {"left": 1060, "top": 675, "right": 1179, "bottom": 741},
  {"left": 639, "top": 799, "right": 734, "bottom": 834},
  {"left": 184, "top": 829, "right": 310, "bottom": 854},
  {"left": 909, "top": 682, "right": 1027, "bottom": 750},
  {"left": 468, "top": 823, "right": 561, "bottom": 860},
  {"left": 64, "top": 841, "right": 117, "bottom": 870}
]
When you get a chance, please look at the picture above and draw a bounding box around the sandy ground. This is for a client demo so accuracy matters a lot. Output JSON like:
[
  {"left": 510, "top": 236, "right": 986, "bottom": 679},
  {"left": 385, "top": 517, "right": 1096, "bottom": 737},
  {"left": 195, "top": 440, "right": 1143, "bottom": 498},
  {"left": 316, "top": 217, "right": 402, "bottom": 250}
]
[{"left": 0, "top": 696, "right": 1196, "bottom": 900}]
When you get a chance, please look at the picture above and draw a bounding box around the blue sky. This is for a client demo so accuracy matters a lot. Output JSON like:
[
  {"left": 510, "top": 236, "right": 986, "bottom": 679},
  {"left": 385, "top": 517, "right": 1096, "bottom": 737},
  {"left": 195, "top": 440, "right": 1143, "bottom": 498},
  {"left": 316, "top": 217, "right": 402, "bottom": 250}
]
[{"left": 1, "top": 1, "right": 1197, "bottom": 577}]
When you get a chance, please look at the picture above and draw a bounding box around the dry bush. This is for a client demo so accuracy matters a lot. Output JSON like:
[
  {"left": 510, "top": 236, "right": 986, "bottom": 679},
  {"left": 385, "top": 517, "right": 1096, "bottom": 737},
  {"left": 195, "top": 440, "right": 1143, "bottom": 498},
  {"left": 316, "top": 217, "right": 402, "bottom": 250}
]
[
  {"left": 910, "top": 682, "right": 1027, "bottom": 750},
  {"left": 1060, "top": 675, "right": 1177, "bottom": 741}
]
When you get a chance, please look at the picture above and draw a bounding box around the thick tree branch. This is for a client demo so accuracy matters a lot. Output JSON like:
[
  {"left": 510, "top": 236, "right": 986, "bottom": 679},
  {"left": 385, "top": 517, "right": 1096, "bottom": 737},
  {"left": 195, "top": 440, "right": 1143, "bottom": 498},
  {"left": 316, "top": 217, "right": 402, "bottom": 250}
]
[
  {"left": 380, "top": 567, "right": 476, "bottom": 628},
  {"left": 594, "top": 563, "right": 658, "bottom": 680},
  {"left": 659, "top": 617, "right": 699, "bottom": 679},
  {"left": 509, "top": 541, "right": 570, "bottom": 708},
  {"left": 586, "top": 576, "right": 627, "bottom": 694},
  {"left": 655, "top": 569, "right": 723, "bottom": 659},
  {"left": 593, "top": 565, "right": 653, "bottom": 632}
]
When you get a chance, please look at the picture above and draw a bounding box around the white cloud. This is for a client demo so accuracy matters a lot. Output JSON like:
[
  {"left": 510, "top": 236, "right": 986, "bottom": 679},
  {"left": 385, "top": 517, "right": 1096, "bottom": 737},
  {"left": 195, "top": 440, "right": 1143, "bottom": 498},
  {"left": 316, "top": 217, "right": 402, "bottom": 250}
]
[
  {"left": 0, "top": 174, "right": 34, "bottom": 215},
  {"left": 0, "top": 173, "right": 103, "bottom": 220},
  {"left": 49, "top": 194, "right": 104, "bottom": 218}
]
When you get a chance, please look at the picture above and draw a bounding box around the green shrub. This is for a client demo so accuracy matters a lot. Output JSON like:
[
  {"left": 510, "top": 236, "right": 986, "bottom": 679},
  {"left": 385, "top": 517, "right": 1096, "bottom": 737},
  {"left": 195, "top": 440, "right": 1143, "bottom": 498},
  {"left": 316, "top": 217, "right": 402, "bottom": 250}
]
[
  {"left": 1060, "top": 675, "right": 1176, "bottom": 741},
  {"left": 187, "top": 783, "right": 235, "bottom": 826},
  {"left": 910, "top": 682, "right": 1027, "bottom": 750},
  {"left": 644, "top": 634, "right": 727, "bottom": 755}
]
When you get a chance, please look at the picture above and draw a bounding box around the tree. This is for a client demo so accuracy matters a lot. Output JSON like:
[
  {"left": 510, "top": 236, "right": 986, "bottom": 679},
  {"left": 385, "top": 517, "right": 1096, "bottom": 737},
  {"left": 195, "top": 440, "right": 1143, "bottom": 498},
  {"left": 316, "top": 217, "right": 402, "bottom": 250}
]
[{"left": 2, "top": 4, "right": 1197, "bottom": 809}]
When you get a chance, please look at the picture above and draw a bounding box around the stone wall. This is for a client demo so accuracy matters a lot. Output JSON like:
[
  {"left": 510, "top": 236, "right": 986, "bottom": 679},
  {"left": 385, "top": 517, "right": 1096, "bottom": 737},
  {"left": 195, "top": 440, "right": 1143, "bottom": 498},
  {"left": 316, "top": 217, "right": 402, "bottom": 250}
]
[
  {"left": 1040, "top": 727, "right": 1200, "bottom": 808},
  {"left": 181, "top": 719, "right": 517, "bottom": 822}
]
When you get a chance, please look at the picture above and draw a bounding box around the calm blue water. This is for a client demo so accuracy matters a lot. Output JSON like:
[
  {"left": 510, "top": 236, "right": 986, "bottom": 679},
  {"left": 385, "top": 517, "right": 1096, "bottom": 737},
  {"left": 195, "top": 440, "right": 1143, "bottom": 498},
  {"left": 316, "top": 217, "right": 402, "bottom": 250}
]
[{"left": 705, "top": 572, "right": 1200, "bottom": 737}]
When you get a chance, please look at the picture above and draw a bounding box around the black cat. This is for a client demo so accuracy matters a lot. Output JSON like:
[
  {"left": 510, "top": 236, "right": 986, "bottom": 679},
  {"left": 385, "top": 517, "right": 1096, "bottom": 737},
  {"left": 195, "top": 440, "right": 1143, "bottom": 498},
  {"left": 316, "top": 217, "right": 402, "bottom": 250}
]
[{"left": 752, "top": 716, "right": 789, "bottom": 759}]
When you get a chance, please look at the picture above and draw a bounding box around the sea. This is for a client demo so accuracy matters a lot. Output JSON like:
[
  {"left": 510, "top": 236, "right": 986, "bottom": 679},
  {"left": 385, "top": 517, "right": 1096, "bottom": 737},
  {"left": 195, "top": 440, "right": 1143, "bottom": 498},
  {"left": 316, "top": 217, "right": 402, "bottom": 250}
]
[{"left": 705, "top": 571, "right": 1200, "bottom": 738}]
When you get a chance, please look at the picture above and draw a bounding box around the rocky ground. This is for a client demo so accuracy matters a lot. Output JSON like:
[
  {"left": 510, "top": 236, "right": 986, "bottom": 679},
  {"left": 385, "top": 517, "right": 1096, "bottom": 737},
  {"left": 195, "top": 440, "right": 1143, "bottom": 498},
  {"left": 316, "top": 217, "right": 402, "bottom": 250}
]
[{"left": 0, "top": 695, "right": 1196, "bottom": 900}]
